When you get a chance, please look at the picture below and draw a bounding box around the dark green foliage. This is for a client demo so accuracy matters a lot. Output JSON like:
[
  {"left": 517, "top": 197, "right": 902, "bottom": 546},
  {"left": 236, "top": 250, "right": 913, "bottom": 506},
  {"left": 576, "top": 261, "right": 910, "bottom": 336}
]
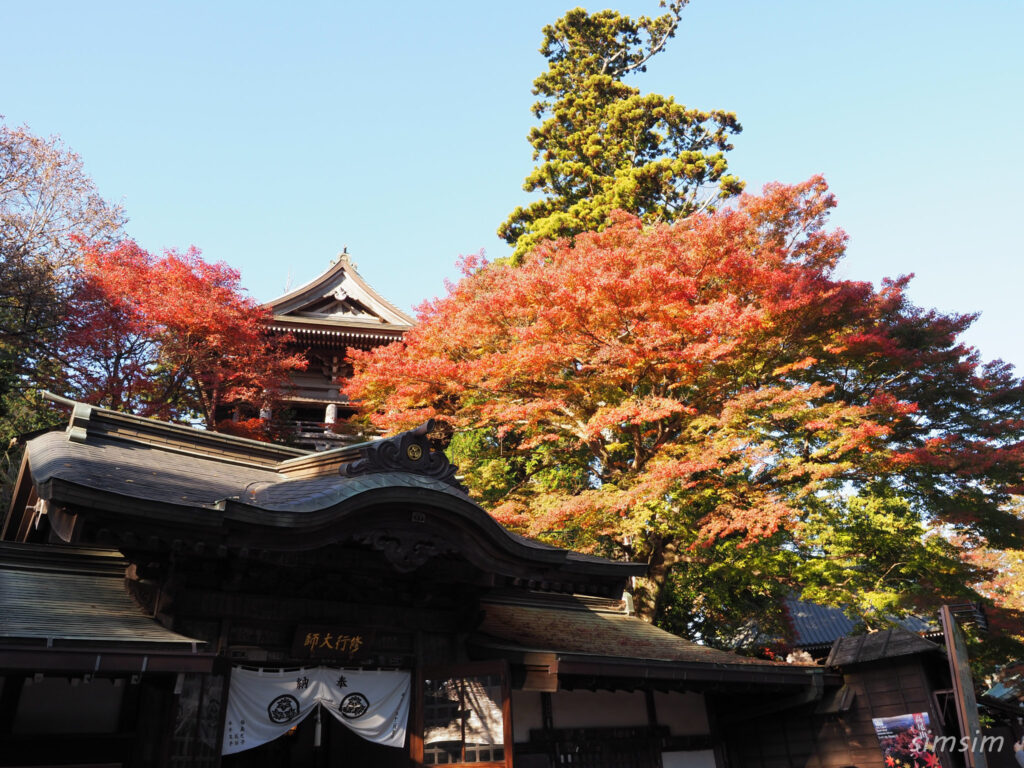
[{"left": 498, "top": 1, "right": 743, "bottom": 260}]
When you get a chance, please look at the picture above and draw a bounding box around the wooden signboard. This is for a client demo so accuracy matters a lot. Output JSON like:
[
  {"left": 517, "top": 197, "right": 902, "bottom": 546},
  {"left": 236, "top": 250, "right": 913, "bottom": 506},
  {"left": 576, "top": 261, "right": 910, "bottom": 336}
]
[
  {"left": 293, "top": 626, "right": 374, "bottom": 660},
  {"left": 941, "top": 605, "right": 988, "bottom": 768},
  {"left": 291, "top": 625, "right": 414, "bottom": 660}
]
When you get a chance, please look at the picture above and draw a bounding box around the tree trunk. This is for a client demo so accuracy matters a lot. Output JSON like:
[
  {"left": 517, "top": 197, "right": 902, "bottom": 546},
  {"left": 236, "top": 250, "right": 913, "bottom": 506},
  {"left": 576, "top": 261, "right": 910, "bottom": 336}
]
[{"left": 633, "top": 538, "right": 681, "bottom": 623}]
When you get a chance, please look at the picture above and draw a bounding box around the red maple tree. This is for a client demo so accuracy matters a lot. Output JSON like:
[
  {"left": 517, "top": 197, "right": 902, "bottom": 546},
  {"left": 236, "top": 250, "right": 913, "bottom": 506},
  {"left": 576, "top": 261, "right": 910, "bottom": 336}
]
[
  {"left": 348, "top": 177, "right": 1024, "bottom": 637},
  {"left": 60, "top": 240, "right": 305, "bottom": 434}
]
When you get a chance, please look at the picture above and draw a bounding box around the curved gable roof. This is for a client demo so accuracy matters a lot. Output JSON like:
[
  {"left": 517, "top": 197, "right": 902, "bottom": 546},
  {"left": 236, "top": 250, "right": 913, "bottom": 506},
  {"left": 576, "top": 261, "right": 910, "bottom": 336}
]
[
  {"left": 264, "top": 253, "right": 414, "bottom": 332},
  {"left": 11, "top": 399, "right": 643, "bottom": 595}
]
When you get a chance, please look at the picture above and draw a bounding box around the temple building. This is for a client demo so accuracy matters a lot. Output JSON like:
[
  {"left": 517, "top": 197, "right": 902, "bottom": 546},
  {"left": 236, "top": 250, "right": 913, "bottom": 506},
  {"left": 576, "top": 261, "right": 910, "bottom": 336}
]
[
  {"left": 1, "top": 343, "right": 1016, "bottom": 764},
  {"left": 1, "top": 396, "right": 838, "bottom": 767},
  {"left": 260, "top": 253, "right": 413, "bottom": 450}
]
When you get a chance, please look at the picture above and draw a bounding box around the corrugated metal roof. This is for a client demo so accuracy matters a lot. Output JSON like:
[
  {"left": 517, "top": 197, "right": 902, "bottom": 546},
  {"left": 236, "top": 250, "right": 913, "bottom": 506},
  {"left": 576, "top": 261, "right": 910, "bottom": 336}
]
[
  {"left": 0, "top": 542, "right": 203, "bottom": 649},
  {"left": 785, "top": 599, "right": 858, "bottom": 647},
  {"left": 785, "top": 598, "right": 936, "bottom": 648}
]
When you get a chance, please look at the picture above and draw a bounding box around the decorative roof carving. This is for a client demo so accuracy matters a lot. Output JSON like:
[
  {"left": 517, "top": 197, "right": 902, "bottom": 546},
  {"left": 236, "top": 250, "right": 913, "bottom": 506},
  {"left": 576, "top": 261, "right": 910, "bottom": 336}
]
[
  {"left": 353, "top": 530, "right": 455, "bottom": 573},
  {"left": 340, "top": 420, "right": 466, "bottom": 492}
]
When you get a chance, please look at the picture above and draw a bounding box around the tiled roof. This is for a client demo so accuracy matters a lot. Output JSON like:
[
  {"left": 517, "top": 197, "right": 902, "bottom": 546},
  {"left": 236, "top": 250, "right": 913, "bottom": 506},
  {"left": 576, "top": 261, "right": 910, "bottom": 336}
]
[
  {"left": 0, "top": 542, "right": 203, "bottom": 649},
  {"left": 477, "top": 595, "right": 785, "bottom": 667},
  {"left": 18, "top": 400, "right": 646, "bottom": 589}
]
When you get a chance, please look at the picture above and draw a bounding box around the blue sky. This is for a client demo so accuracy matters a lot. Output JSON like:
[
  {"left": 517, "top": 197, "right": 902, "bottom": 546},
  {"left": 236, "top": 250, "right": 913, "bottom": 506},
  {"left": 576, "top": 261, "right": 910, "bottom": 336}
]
[{"left": 5, "top": 1, "right": 1023, "bottom": 368}]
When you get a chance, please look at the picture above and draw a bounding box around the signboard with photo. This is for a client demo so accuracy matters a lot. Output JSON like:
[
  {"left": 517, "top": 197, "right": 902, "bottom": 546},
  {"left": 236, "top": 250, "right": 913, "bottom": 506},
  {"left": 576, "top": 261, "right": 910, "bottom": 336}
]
[{"left": 871, "top": 712, "right": 940, "bottom": 768}]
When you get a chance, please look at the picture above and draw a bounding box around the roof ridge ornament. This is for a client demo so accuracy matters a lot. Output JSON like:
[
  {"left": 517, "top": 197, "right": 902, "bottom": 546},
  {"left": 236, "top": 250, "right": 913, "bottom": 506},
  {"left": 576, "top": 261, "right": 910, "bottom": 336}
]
[
  {"left": 334, "top": 247, "right": 357, "bottom": 270},
  {"left": 340, "top": 420, "right": 466, "bottom": 492}
]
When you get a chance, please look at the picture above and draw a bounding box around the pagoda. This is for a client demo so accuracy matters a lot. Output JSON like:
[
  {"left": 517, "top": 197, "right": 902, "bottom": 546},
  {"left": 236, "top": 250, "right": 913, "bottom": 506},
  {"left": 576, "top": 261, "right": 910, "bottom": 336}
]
[{"left": 261, "top": 252, "right": 414, "bottom": 449}]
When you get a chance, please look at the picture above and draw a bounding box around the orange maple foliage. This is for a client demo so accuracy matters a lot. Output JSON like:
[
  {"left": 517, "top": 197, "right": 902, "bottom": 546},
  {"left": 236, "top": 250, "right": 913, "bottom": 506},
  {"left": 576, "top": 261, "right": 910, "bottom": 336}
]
[
  {"left": 964, "top": 526, "right": 1024, "bottom": 639},
  {"left": 348, "top": 178, "right": 1024, "bottom": 629},
  {"left": 61, "top": 240, "right": 305, "bottom": 432}
]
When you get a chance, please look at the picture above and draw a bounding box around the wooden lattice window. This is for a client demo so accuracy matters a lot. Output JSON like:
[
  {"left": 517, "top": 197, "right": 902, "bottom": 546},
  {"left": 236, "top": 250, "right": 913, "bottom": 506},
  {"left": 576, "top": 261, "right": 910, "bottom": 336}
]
[
  {"left": 531, "top": 725, "right": 668, "bottom": 768},
  {"left": 420, "top": 662, "right": 512, "bottom": 767}
]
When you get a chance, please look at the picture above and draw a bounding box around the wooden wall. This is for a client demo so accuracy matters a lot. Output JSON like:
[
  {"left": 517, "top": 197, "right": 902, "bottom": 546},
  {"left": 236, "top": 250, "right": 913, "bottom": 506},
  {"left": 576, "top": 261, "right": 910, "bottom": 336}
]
[{"left": 726, "top": 655, "right": 950, "bottom": 768}]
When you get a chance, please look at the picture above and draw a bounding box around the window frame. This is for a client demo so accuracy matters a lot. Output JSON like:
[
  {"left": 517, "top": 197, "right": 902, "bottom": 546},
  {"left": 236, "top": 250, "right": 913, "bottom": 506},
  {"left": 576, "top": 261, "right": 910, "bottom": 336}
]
[{"left": 414, "top": 660, "right": 512, "bottom": 768}]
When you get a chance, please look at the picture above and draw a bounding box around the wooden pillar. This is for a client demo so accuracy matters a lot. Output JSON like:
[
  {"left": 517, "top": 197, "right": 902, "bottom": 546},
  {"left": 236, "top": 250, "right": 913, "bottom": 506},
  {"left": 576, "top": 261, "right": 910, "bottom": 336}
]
[
  {"left": 0, "top": 675, "right": 25, "bottom": 734},
  {"left": 411, "top": 630, "right": 424, "bottom": 766},
  {"left": 645, "top": 688, "right": 658, "bottom": 727}
]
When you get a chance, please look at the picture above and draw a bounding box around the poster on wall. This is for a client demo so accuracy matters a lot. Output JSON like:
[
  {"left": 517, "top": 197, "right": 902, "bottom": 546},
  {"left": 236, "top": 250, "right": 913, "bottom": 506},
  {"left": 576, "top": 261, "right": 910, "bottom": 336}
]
[
  {"left": 871, "top": 712, "right": 940, "bottom": 768},
  {"left": 221, "top": 667, "right": 410, "bottom": 755}
]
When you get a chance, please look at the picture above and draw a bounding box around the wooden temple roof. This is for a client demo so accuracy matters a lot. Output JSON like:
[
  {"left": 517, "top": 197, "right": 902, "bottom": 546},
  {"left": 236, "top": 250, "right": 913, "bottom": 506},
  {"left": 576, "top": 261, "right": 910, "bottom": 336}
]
[
  {"left": 825, "top": 627, "right": 943, "bottom": 668},
  {"left": 470, "top": 591, "right": 824, "bottom": 690},
  {"left": 5, "top": 397, "right": 644, "bottom": 595}
]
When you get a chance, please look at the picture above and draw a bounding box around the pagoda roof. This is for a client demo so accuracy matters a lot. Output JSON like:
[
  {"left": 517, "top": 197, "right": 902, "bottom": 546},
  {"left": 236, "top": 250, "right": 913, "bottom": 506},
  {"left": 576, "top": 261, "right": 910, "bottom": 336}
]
[
  {"left": 263, "top": 253, "right": 414, "bottom": 338},
  {"left": 5, "top": 397, "right": 643, "bottom": 596}
]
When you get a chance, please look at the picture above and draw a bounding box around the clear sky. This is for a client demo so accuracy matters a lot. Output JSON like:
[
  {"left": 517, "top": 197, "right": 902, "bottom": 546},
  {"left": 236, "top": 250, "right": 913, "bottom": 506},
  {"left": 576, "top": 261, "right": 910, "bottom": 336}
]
[{"left": 5, "top": 1, "right": 1023, "bottom": 368}]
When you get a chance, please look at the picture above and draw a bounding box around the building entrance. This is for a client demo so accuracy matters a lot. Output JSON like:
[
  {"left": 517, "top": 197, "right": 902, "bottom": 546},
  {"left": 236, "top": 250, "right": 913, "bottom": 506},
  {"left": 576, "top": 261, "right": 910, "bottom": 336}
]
[{"left": 221, "top": 708, "right": 407, "bottom": 768}]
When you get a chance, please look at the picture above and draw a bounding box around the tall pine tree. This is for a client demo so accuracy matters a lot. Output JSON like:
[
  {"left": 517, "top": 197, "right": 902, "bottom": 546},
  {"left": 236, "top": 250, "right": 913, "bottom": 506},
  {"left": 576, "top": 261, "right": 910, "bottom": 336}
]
[{"left": 498, "top": 1, "right": 743, "bottom": 261}]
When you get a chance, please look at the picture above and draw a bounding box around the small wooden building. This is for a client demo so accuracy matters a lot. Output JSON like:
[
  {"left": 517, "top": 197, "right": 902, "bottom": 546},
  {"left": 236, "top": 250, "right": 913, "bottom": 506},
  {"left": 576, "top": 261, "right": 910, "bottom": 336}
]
[
  {"left": 729, "top": 625, "right": 1024, "bottom": 768},
  {"left": 1, "top": 398, "right": 829, "bottom": 768}
]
